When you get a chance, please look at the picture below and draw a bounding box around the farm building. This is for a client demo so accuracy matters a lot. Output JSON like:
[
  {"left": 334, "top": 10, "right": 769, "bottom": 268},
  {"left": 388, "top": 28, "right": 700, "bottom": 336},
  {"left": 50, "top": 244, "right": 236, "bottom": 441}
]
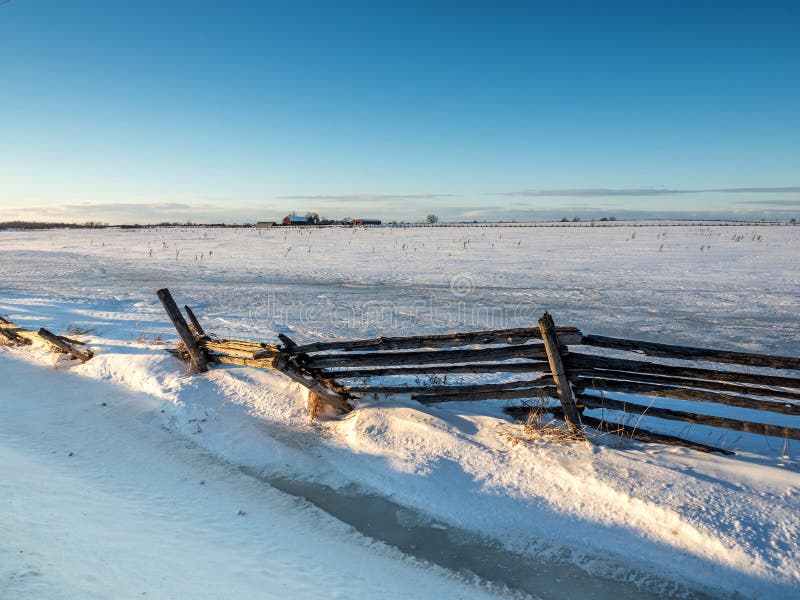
[
  {"left": 282, "top": 215, "right": 313, "bottom": 226},
  {"left": 255, "top": 221, "right": 278, "bottom": 228},
  {"left": 352, "top": 219, "right": 382, "bottom": 226}
]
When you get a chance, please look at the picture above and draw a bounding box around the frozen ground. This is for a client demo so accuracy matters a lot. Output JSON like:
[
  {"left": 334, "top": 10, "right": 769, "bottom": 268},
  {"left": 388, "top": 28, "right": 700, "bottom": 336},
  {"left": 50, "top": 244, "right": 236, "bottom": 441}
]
[{"left": 1, "top": 223, "right": 799, "bottom": 599}]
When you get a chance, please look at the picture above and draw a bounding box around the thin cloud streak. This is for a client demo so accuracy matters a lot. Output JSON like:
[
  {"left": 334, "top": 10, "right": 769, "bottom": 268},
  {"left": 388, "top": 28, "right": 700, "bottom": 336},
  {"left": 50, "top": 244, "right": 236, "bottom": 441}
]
[
  {"left": 274, "top": 193, "right": 456, "bottom": 203},
  {"left": 496, "top": 186, "right": 800, "bottom": 197},
  {"left": 734, "top": 199, "right": 800, "bottom": 207}
]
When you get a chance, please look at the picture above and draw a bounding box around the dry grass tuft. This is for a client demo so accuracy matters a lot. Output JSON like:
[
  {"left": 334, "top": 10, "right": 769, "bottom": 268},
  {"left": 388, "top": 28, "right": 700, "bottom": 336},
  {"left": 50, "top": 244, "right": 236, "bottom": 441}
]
[
  {"left": 135, "top": 331, "right": 165, "bottom": 345},
  {"left": 507, "top": 394, "right": 589, "bottom": 446},
  {"left": 66, "top": 324, "right": 98, "bottom": 336}
]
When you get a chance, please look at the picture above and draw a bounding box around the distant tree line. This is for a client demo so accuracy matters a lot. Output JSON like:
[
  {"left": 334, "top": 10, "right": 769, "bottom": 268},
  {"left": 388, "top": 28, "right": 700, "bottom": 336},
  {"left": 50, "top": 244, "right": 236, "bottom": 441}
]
[
  {"left": 0, "top": 221, "right": 255, "bottom": 230},
  {"left": 2, "top": 216, "right": 797, "bottom": 231},
  {"left": 0, "top": 221, "right": 109, "bottom": 230}
]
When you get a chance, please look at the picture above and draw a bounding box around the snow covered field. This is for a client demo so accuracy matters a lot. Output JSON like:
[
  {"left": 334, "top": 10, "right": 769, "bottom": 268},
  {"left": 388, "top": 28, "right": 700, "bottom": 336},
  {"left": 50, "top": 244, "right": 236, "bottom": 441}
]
[{"left": 1, "top": 223, "right": 799, "bottom": 599}]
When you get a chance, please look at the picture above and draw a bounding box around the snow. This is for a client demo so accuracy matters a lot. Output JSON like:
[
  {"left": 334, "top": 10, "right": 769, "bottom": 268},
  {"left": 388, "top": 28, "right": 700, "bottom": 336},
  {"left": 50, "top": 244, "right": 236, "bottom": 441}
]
[
  {"left": 0, "top": 354, "right": 495, "bottom": 600},
  {"left": 1, "top": 223, "right": 799, "bottom": 599}
]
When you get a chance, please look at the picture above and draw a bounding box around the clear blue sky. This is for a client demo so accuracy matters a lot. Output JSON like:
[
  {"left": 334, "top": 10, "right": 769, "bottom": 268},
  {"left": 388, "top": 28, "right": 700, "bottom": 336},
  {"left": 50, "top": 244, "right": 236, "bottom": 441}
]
[{"left": 1, "top": 0, "right": 798, "bottom": 223}]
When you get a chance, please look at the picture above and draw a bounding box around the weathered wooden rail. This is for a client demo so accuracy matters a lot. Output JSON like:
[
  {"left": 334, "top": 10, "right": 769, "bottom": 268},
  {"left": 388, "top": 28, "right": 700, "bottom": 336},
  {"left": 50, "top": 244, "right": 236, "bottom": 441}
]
[
  {"left": 157, "top": 289, "right": 800, "bottom": 455},
  {"left": 0, "top": 316, "right": 93, "bottom": 362}
]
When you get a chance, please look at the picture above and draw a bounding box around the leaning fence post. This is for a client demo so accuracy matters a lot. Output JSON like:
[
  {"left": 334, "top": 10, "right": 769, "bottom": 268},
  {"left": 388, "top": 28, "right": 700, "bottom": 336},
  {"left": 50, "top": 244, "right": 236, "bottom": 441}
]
[
  {"left": 183, "top": 304, "right": 207, "bottom": 338},
  {"left": 278, "top": 333, "right": 297, "bottom": 349},
  {"left": 538, "top": 311, "right": 582, "bottom": 429},
  {"left": 157, "top": 288, "right": 208, "bottom": 373}
]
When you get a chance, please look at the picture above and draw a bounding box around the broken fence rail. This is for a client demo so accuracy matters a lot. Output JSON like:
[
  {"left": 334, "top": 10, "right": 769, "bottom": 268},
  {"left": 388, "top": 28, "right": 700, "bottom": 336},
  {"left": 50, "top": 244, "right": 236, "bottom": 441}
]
[
  {"left": 0, "top": 316, "right": 93, "bottom": 362},
  {"left": 157, "top": 288, "right": 800, "bottom": 454}
]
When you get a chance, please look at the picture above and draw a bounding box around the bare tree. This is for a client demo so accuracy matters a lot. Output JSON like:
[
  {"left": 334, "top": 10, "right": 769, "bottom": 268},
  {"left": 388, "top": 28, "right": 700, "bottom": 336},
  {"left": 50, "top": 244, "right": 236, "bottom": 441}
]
[{"left": 426, "top": 214, "right": 439, "bottom": 224}]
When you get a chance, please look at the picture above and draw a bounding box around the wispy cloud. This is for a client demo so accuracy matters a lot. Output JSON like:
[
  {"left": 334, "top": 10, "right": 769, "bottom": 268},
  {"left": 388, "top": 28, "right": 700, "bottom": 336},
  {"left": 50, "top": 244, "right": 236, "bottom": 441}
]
[
  {"left": 496, "top": 186, "right": 800, "bottom": 197},
  {"left": 734, "top": 199, "right": 800, "bottom": 207},
  {"left": 274, "top": 193, "right": 456, "bottom": 203},
  {"left": 714, "top": 187, "right": 800, "bottom": 194}
]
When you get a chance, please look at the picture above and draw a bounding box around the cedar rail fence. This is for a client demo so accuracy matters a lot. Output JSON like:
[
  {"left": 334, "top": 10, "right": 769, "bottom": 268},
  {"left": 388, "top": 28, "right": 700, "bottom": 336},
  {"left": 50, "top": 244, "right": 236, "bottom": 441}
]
[
  {"left": 0, "top": 316, "right": 93, "bottom": 362},
  {"left": 157, "top": 288, "right": 800, "bottom": 455}
]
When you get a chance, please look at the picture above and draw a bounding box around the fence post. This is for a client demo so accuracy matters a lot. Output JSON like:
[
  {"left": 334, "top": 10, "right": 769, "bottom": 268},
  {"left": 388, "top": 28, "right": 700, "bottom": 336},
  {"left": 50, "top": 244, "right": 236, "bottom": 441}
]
[
  {"left": 157, "top": 288, "right": 208, "bottom": 373},
  {"left": 538, "top": 311, "right": 582, "bottom": 429},
  {"left": 183, "top": 304, "right": 207, "bottom": 338}
]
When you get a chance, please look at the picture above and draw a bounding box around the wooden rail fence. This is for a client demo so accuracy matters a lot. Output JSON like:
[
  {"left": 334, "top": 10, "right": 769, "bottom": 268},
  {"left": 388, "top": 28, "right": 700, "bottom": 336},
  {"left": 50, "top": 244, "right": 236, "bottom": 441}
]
[
  {"left": 0, "top": 316, "right": 93, "bottom": 362},
  {"left": 157, "top": 289, "right": 799, "bottom": 455}
]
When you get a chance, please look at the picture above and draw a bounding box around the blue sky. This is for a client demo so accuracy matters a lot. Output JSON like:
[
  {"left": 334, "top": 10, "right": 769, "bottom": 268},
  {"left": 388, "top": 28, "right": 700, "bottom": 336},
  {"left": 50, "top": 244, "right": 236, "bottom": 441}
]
[{"left": 1, "top": 0, "right": 798, "bottom": 223}]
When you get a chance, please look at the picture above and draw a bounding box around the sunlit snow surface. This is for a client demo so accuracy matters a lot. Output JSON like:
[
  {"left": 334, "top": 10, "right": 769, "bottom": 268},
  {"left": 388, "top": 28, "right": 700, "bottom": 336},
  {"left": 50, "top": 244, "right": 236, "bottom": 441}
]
[{"left": 1, "top": 223, "right": 798, "bottom": 599}]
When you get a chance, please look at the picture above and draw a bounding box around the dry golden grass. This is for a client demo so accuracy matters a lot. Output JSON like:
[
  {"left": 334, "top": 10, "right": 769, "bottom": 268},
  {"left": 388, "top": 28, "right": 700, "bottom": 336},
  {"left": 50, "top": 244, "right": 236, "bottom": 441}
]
[{"left": 505, "top": 394, "right": 590, "bottom": 446}]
